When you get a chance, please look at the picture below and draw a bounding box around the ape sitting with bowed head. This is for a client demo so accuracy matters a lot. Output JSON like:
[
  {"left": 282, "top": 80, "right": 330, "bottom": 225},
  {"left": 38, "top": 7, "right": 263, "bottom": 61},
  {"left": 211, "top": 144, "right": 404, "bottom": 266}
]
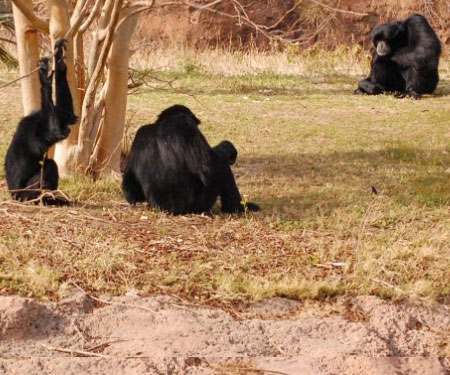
[
  {"left": 4, "top": 39, "right": 77, "bottom": 205},
  {"left": 122, "top": 105, "right": 260, "bottom": 215},
  {"left": 356, "top": 14, "right": 441, "bottom": 99}
]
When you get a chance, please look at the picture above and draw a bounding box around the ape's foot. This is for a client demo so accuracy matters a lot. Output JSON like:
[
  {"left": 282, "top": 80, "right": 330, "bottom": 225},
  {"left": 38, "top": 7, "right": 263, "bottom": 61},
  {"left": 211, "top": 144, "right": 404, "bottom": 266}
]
[
  {"left": 407, "top": 90, "right": 421, "bottom": 100},
  {"left": 42, "top": 196, "right": 72, "bottom": 206},
  {"left": 54, "top": 39, "right": 68, "bottom": 71},
  {"left": 394, "top": 91, "right": 421, "bottom": 100},
  {"left": 41, "top": 190, "right": 72, "bottom": 206},
  {"left": 394, "top": 91, "right": 407, "bottom": 99},
  {"left": 222, "top": 201, "right": 261, "bottom": 214},
  {"left": 244, "top": 202, "right": 261, "bottom": 212}
]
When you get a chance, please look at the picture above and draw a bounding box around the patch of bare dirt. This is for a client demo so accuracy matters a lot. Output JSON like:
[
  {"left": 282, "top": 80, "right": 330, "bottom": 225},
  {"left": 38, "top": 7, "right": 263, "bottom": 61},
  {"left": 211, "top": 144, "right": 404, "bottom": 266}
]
[{"left": 0, "top": 294, "right": 448, "bottom": 374}]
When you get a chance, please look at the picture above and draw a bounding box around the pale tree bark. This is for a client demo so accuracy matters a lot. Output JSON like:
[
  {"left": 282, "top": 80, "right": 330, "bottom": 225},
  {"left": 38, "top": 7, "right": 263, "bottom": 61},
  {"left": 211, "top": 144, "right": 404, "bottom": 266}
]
[
  {"left": 87, "top": 0, "right": 114, "bottom": 80},
  {"left": 74, "top": 0, "right": 124, "bottom": 173},
  {"left": 47, "top": 0, "right": 81, "bottom": 174},
  {"left": 11, "top": 3, "right": 41, "bottom": 115},
  {"left": 10, "top": 0, "right": 49, "bottom": 34},
  {"left": 89, "top": 8, "right": 138, "bottom": 176}
]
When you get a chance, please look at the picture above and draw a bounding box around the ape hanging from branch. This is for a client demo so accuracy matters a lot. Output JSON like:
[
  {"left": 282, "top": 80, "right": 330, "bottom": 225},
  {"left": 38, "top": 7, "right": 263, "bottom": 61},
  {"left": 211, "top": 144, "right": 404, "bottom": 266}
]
[
  {"left": 4, "top": 39, "right": 77, "bottom": 205},
  {"left": 356, "top": 14, "right": 441, "bottom": 99},
  {"left": 122, "top": 105, "right": 260, "bottom": 215}
]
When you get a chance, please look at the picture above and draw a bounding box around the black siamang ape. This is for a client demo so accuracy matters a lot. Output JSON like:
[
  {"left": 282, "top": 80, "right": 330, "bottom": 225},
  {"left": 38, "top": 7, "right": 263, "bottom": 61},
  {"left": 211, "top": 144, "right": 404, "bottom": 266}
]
[
  {"left": 122, "top": 105, "right": 260, "bottom": 215},
  {"left": 4, "top": 39, "right": 77, "bottom": 205},
  {"left": 356, "top": 14, "right": 441, "bottom": 99}
]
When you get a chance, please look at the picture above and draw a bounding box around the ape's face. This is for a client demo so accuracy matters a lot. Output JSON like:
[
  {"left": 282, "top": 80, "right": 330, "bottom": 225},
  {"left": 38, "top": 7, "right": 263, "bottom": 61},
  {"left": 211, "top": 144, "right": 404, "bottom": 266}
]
[{"left": 371, "top": 21, "right": 405, "bottom": 57}]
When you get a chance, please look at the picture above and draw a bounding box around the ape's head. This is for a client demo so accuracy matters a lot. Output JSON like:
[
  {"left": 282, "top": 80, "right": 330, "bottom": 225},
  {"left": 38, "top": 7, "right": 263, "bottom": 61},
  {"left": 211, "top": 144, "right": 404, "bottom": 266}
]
[
  {"left": 214, "top": 140, "right": 238, "bottom": 165},
  {"left": 158, "top": 104, "right": 201, "bottom": 126},
  {"left": 371, "top": 21, "right": 406, "bottom": 57}
]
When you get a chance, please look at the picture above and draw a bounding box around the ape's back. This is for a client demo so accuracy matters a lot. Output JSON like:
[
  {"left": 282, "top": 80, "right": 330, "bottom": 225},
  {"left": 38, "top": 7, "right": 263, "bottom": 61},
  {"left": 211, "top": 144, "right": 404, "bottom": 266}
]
[
  {"left": 5, "top": 113, "right": 43, "bottom": 191},
  {"left": 404, "top": 14, "right": 441, "bottom": 60},
  {"left": 123, "top": 110, "right": 214, "bottom": 214},
  {"left": 403, "top": 14, "right": 441, "bottom": 93}
]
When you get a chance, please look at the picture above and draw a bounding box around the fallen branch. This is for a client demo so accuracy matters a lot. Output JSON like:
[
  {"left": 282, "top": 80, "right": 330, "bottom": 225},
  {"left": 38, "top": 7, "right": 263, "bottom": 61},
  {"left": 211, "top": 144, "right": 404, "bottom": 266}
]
[
  {"left": 208, "top": 364, "right": 295, "bottom": 375},
  {"left": 40, "top": 343, "right": 112, "bottom": 358},
  {"left": 84, "top": 339, "right": 130, "bottom": 353}
]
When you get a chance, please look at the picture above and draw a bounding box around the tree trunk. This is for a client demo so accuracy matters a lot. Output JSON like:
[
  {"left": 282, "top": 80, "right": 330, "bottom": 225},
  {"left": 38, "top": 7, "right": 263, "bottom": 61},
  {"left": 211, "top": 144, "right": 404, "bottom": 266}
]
[
  {"left": 47, "top": 0, "right": 81, "bottom": 175},
  {"left": 11, "top": 0, "right": 142, "bottom": 179},
  {"left": 90, "top": 8, "right": 138, "bottom": 176},
  {"left": 74, "top": 0, "right": 123, "bottom": 173},
  {"left": 12, "top": 3, "right": 40, "bottom": 115}
]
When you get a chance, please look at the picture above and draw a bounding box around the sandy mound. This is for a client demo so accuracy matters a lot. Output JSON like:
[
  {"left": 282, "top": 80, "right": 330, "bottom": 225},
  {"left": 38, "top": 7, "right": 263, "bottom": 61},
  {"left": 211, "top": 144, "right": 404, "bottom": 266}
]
[{"left": 0, "top": 294, "right": 448, "bottom": 374}]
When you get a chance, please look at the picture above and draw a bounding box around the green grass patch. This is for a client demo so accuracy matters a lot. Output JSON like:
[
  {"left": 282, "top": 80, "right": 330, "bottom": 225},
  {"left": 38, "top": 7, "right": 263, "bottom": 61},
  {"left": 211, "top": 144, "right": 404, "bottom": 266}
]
[{"left": 0, "top": 54, "right": 449, "bottom": 306}]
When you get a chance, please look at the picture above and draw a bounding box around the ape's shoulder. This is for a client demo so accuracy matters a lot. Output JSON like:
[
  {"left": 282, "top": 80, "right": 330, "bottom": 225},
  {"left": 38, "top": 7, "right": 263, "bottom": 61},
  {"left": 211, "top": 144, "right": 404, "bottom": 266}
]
[
  {"left": 12, "top": 112, "right": 40, "bottom": 140},
  {"left": 130, "top": 125, "right": 158, "bottom": 154},
  {"left": 406, "top": 14, "right": 428, "bottom": 23},
  {"left": 134, "top": 123, "right": 156, "bottom": 139},
  {"left": 404, "top": 13, "right": 436, "bottom": 34},
  {"left": 156, "top": 112, "right": 201, "bottom": 141},
  {"left": 405, "top": 13, "right": 441, "bottom": 52}
]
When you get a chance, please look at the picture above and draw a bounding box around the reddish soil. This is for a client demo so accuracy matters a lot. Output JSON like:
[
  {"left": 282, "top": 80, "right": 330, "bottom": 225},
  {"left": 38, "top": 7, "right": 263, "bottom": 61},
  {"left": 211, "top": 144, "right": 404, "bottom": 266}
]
[
  {"left": 137, "top": 0, "right": 450, "bottom": 50},
  {"left": 0, "top": 294, "right": 449, "bottom": 374}
]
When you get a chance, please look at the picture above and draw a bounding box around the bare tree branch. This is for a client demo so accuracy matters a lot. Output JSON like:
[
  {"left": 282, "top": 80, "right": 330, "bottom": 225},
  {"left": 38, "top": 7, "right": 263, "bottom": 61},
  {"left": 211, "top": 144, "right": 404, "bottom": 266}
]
[
  {"left": 310, "top": 0, "right": 369, "bottom": 17},
  {"left": 66, "top": 0, "right": 92, "bottom": 39},
  {"left": 158, "top": 0, "right": 369, "bottom": 45},
  {"left": 10, "top": 0, "right": 49, "bottom": 33},
  {"left": 70, "top": 0, "right": 89, "bottom": 25},
  {"left": 76, "top": 0, "right": 124, "bottom": 171},
  {"left": 79, "top": 0, "right": 103, "bottom": 34}
]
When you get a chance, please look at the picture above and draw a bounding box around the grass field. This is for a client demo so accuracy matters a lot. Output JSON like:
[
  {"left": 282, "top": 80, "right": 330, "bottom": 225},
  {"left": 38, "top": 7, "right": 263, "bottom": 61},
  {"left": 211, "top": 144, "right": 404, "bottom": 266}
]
[{"left": 0, "top": 49, "right": 449, "bottom": 307}]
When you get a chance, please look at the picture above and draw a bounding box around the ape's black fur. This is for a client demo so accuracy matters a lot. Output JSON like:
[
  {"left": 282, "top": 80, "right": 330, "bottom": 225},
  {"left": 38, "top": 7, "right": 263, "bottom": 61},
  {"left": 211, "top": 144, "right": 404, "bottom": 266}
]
[
  {"left": 356, "top": 14, "right": 441, "bottom": 99},
  {"left": 4, "top": 39, "right": 77, "bottom": 205},
  {"left": 122, "top": 105, "right": 260, "bottom": 215}
]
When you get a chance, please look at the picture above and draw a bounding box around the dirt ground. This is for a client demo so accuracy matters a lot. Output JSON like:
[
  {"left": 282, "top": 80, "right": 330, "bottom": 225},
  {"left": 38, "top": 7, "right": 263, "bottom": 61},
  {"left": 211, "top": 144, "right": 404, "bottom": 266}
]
[{"left": 0, "top": 294, "right": 448, "bottom": 374}]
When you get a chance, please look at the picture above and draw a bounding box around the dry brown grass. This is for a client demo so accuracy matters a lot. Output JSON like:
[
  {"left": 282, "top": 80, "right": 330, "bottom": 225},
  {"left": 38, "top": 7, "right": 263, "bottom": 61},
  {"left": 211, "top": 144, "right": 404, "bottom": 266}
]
[
  {"left": 131, "top": 45, "right": 372, "bottom": 77},
  {"left": 130, "top": 45, "right": 450, "bottom": 77}
]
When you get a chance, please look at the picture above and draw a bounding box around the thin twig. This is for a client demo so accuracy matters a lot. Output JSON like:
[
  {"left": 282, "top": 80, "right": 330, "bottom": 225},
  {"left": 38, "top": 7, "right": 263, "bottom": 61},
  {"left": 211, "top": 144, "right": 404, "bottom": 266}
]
[
  {"left": 70, "top": 319, "right": 89, "bottom": 344},
  {"left": 0, "top": 66, "right": 39, "bottom": 89},
  {"left": 39, "top": 343, "right": 112, "bottom": 358},
  {"left": 84, "top": 339, "right": 129, "bottom": 352},
  {"left": 373, "top": 278, "right": 404, "bottom": 294},
  {"left": 208, "top": 364, "right": 294, "bottom": 375},
  {"left": 310, "top": 0, "right": 368, "bottom": 16}
]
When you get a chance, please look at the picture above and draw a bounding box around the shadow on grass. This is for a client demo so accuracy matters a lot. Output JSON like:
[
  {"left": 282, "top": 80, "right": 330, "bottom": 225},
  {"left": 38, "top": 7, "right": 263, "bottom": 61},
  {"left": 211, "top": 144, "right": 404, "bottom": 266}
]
[
  {"left": 239, "top": 146, "right": 450, "bottom": 219},
  {"left": 174, "top": 74, "right": 359, "bottom": 97},
  {"left": 433, "top": 79, "right": 450, "bottom": 96},
  {"left": 182, "top": 76, "right": 450, "bottom": 98}
]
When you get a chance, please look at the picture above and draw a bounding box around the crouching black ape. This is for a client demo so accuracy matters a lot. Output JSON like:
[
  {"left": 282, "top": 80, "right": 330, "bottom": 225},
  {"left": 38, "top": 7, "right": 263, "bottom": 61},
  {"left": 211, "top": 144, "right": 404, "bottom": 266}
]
[
  {"left": 122, "top": 105, "right": 260, "bottom": 215},
  {"left": 4, "top": 39, "right": 77, "bottom": 205},
  {"left": 356, "top": 14, "right": 441, "bottom": 99}
]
